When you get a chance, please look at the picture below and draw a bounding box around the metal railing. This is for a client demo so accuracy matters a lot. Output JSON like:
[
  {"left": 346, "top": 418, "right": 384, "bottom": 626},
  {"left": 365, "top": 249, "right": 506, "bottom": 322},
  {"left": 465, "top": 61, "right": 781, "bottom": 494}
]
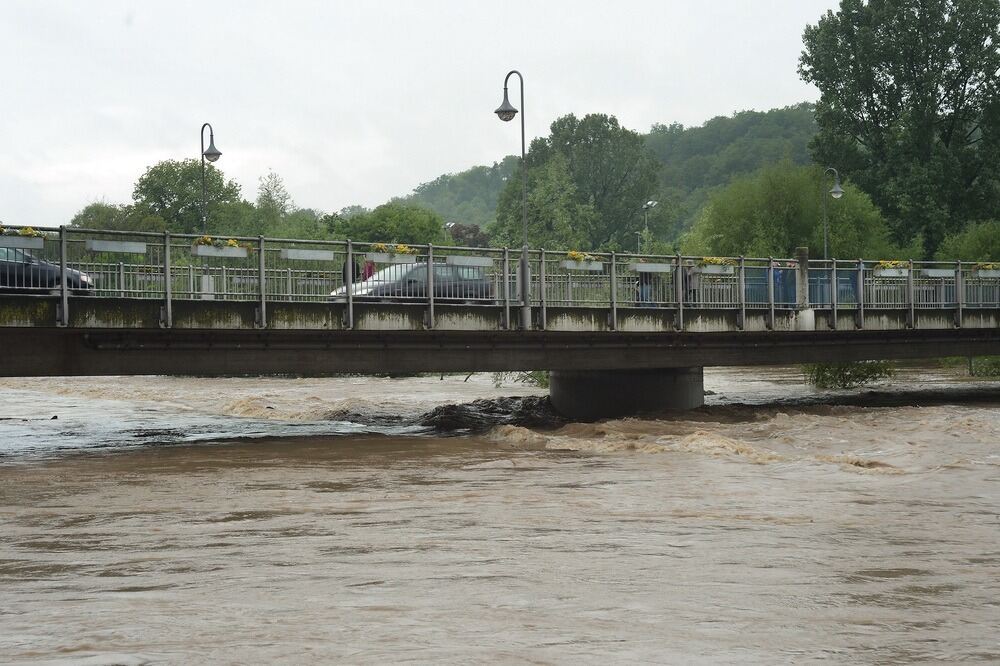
[{"left": 1, "top": 226, "right": 998, "bottom": 326}]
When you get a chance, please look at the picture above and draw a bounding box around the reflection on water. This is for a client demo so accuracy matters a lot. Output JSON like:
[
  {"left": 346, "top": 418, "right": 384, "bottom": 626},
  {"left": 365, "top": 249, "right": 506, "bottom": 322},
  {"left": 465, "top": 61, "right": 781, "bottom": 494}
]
[{"left": 1, "top": 368, "right": 999, "bottom": 663}]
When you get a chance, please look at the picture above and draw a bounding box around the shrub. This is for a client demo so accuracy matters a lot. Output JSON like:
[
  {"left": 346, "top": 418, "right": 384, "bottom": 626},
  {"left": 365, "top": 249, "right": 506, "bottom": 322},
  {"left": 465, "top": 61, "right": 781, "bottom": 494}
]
[{"left": 802, "top": 361, "right": 895, "bottom": 389}]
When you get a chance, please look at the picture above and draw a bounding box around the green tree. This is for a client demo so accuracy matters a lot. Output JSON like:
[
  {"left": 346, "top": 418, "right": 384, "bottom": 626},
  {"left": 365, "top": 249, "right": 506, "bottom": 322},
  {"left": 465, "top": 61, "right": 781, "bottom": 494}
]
[
  {"left": 799, "top": 0, "right": 1000, "bottom": 255},
  {"left": 492, "top": 153, "right": 594, "bottom": 250},
  {"left": 496, "top": 113, "right": 661, "bottom": 250},
  {"left": 935, "top": 220, "right": 1000, "bottom": 261},
  {"left": 681, "top": 162, "right": 913, "bottom": 259},
  {"left": 327, "top": 202, "right": 449, "bottom": 245},
  {"left": 131, "top": 159, "right": 245, "bottom": 234},
  {"left": 254, "top": 171, "right": 293, "bottom": 233}
]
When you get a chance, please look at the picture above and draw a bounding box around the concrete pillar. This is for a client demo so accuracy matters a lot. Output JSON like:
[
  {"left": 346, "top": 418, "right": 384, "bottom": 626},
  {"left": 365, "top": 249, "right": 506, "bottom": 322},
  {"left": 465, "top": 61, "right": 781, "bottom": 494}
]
[{"left": 549, "top": 367, "right": 704, "bottom": 421}]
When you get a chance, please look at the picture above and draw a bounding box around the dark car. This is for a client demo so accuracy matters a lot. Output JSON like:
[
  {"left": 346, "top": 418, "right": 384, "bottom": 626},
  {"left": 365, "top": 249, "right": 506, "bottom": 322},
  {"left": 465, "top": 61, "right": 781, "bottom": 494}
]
[
  {"left": 0, "top": 248, "right": 95, "bottom": 294},
  {"left": 331, "top": 262, "right": 494, "bottom": 303}
]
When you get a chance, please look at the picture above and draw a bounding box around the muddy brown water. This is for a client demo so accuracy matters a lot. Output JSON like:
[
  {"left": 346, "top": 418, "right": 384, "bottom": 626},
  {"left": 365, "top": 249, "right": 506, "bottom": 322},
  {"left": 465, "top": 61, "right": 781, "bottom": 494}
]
[{"left": 1, "top": 368, "right": 998, "bottom": 663}]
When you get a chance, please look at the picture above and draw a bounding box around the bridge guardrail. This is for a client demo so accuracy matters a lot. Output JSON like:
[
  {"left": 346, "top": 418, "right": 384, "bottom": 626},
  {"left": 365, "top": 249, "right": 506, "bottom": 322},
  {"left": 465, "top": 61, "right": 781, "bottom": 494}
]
[{"left": 1, "top": 226, "right": 998, "bottom": 329}]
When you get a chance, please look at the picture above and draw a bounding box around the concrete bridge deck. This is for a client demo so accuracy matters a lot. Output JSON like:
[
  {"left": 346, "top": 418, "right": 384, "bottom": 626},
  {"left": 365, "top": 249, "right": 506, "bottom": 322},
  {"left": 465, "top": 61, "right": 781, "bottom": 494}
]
[{"left": 2, "top": 227, "right": 998, "bottom": 417}]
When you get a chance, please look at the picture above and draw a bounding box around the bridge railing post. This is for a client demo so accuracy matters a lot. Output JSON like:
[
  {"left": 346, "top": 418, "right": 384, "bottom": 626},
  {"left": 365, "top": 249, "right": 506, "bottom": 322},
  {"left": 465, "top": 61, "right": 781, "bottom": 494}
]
[
  {"left": 345, "top": 240, "right": 354, "bottom": 330},
  {"left": 856, "top": 259, "right": 865, "bottom": 330},
  {"left": 737, "top": 255, "right": 746, "bottom": 330},
  {"left": 830, "top": 259, "right": 838, "bottom": 330},
  {"left": 907, "top": 259, "right": 915, "bottom": 328},
  {"left": 766, "top": 256, "right": 775, "bottom": 330},
  {"left": 257, "top": 236, "right": 267, "bottom": 328},
  {"left": 674, "top": 252, "right": 684, "bottom": 331},
  {"left": 426, "top": 243, "right": 435, "bottom": 329},
  {"left": 539, "top": 249, "right": 547, "bottom": 330},
  {"left": 58, "top": 226, "right": 69, "bottom": 327},
  {"left": 162, "top": 231, "right": 172, "bottom": 328},
  {"left": 609, "top": 252, "right": 617, "bottom": 330},
  {"left": 955, "top": 260, "right": 964, "bottom": 327},
  {"left": 502, "top": 248, "right": 510, "bottom": 330}
]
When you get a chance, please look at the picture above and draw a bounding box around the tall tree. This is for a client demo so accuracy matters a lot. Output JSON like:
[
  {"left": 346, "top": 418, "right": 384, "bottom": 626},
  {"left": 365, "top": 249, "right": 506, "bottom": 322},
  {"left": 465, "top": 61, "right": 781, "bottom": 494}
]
[
  {"left": 253, "top": 171, "right": 294, "bottom": 234},
  {"left": 495, "top": 113, "right": 661, "bottom": 250},
  {"left": 682, "top": 162, "right": 914, "bottom": 259},
  {"left": 131, "top": 159, "right": 244, "bottom": 234},
  {"left": 799, "top": 0, "right": 1000, "bottom": 255},
  {"left": 326, "top": 202, "right": 449, "bottom": 245}
]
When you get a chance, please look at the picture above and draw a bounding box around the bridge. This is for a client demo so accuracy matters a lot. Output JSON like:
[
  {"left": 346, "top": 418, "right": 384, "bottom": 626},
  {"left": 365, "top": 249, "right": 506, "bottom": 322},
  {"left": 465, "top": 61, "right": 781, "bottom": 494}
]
[{"left": 1, "top": 226, "right": 998, "bottom": 418}]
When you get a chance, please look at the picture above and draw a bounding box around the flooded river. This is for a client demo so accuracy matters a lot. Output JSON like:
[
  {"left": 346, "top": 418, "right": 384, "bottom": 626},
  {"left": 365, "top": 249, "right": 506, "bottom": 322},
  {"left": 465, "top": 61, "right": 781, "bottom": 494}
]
[{"left": 1, "top": 368, "right": 998, "bottom": 663}]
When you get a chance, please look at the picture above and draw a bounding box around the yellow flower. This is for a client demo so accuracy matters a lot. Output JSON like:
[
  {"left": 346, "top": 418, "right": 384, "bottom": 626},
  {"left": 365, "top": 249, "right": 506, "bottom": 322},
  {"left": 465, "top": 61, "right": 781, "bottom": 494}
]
[
  {"left": 699, "top": 256, "right": 735, "bottom": 266},
  {"left": 225, "top": 238, "right": 240, "bottom": 247},
  {"left": 566, "top": 250, "right": 595, "bottom": 262},
  {"left": 18, "top": 227, "right": 41, "bottom": 237},
  {"left": 975, "top": 262, "right": 1000, "bottom": 270},
  {"left": 393, "top": 243, "right": 418, "bottom": 255},
  {"left": 195, "top": 235, "right": 214, "bottom": 246},
  {"left": 877, "top": 260, "right": 908, "bottom": 269}
]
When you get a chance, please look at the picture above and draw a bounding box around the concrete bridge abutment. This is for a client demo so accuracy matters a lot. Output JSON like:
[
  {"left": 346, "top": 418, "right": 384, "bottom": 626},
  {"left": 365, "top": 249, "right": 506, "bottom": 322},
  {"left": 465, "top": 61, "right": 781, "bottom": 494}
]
[{"left": 549, "top": 367, "right": 704, "bottom": 421}]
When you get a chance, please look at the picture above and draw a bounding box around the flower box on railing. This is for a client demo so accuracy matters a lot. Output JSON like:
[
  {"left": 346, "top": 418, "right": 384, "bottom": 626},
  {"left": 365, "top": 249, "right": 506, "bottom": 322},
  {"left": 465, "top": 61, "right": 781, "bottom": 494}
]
[
  {"left": 694, "top": 264, "right": 735, "bottom": 276},
  {"left": 920, "top": 268, "right": 955, "bottom": 278},
  {"left": 279, "top": 248, "right": 334, "bottom": 261},
  {"left": 0, "top": 236, "right": 44, "bottom": 250},
  {"left": 874, "top": 268, "right": 909, "bottom": 278},
  {"left": 445, "top": 255, "right": 493, "bottom": 268},
  {"left": 192, "top": 244, "right": 248, "bottom": 258},
  {"left": 367, "top": 252, "right": 417, "bottom": 264},
  {"left": 561, "top": 259, "right": 604, "bottom": 271},
  {"left": 628, "top": 262, "right": 674, "bottom": 273},
  {"left": 85, "top": 239, "right": 147, "bottom": 254},
  {"left": 973, "top": 269, "right": 1000, "bottom": 279}
]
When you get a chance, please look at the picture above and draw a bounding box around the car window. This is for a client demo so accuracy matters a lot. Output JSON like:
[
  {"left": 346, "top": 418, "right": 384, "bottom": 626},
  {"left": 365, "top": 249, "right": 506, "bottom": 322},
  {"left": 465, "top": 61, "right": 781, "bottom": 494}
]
[
  {"left": 406, "top": 266, "right": 427, "bottom": 282},
  {"left": 456, "top": 267, "right": 484, "bottom": 280},
  {"left": 433, "top": 265, "right": 454, "bottom": 280},
  {"left": 0, "top": 248, "right": 9, "bottom": 261}
]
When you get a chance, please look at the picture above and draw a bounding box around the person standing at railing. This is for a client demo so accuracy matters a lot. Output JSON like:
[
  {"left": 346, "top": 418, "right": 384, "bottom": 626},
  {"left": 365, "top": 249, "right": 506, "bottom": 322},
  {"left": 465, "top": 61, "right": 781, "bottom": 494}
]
[
  {"left": 638, "top": 270, "right": 654, "bottom": 307},
  {"left": 362, "top": 259, "right": 375, "bottom": 281},
  {"left": 343, "top": 257, "right": 361, "bottom": 287}
]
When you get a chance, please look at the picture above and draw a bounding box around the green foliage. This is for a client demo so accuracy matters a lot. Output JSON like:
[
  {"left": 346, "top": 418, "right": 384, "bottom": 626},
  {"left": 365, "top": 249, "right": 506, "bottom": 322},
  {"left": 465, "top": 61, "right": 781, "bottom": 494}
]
[
  {"left": 935, "top": 221, "right": 1000, "bottom": 261},
  {"left": 131, "top": 159, "right": 244, "bottom": 234},
  {"left": 681, "top": 162, "right": 914, "bottom": 259},
  {"left": 492, "top": 153, "right": 595, "bottom": 250},
  {"left": 491, "top": 370, "right": 550, "bottom": 389},
  {"left": 494, "top": 114, "right": 663, "bottom": 251},
  {"left": 803, "top": 361, "right": 895, "bottom": 388},
  {"left": 646, "top": 104, "right": 818, "bottom": 233},
  {"left": 400, "top": 157, "right": 517, "bottom": 229},
  {"left": 446, "top": 222, "right": 491, "bottom": 247},
  {"left": 970, "top": 356, "right": 1000, "bottom": 377},
  {"left": 325, "top": 201, "right": 449, "bottom": 245},
  {"left": 799, "top": 0, "right": 1000, "bottom": 256}
]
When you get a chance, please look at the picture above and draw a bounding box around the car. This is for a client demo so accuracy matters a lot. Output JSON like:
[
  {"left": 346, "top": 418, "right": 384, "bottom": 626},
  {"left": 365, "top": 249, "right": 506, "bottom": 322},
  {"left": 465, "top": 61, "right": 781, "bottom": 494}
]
[
  {"left": 330, "top": 262, "right": 494, "bottom": 303},
  {"left": 0, "top": 248, "right": 95, "bottom": 294}
]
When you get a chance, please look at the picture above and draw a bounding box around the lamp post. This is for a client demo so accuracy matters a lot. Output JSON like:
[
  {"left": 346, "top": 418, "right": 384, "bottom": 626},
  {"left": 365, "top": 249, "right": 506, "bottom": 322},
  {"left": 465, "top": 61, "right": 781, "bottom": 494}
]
[
  {"left": 200, "top": 123, "right": 222, "bottom": 233},
  {"left": 821, "top": 167, "right": 843, "bottom": 260},
  {"left": 495, "top": 70, "right": 530, "bottom": 329},
  {"left": 642, "top": 200, "right": 658, "bottom": 234},
  {"left": 635, "top": 231, "right": 642, "bottom": 254}
]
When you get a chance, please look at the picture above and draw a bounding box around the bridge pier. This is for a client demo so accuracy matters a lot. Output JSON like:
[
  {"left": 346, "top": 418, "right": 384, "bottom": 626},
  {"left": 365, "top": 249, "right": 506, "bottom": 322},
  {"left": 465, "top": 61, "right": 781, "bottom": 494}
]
[{"left": 549, "top": 367, "right": 704, "bottom": 421}]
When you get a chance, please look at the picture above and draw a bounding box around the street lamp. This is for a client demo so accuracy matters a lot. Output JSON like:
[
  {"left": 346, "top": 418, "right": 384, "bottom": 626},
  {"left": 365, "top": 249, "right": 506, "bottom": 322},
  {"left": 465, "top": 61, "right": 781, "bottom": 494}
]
[
  {"left": 822, "top": 167, "right": 842, "bottom": 260},
  {"left": 642, "top": 200, "right": 658, "bottom": 233},
  {"left": 201, "top": 123, "right": 221, "bottom": 233},
  {"left": 495, "top": 70, "right": 530, "bottom": 329}
]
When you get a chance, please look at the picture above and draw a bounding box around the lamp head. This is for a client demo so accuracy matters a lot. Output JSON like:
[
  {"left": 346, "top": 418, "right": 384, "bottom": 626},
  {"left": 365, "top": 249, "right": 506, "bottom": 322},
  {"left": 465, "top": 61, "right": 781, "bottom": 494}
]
[
  {"left": 829, "top": 179, "right": 844, "bottom": 200},
  {"left": 644, "top": 200, "right": 658, "bottom": 209},
  {"left": 495, "top": 88, "right": 518, "bottom": 122},
  {"left": 203, "top": 136, "right": 222, "bottom": 163}
]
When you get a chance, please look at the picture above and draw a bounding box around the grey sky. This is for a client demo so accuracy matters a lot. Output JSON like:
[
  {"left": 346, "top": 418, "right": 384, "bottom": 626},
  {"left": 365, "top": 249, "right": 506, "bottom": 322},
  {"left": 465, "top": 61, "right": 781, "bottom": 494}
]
[{"left": 1, "top": 0, "right": 838, "bottom": 225}]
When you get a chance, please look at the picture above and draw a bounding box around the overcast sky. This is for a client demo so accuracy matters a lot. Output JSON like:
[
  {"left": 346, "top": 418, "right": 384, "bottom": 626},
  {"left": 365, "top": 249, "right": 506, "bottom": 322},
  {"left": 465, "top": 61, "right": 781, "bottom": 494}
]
[{"left": 1, "top": 0, "right": 838, "bottom": 225}]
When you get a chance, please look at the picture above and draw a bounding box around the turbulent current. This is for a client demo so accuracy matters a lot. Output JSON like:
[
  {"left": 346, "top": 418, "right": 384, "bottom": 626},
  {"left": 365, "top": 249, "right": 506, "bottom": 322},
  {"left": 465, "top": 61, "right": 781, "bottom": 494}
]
[{"left": 0, "top": 368, "right": 998, "bottom": 663}]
